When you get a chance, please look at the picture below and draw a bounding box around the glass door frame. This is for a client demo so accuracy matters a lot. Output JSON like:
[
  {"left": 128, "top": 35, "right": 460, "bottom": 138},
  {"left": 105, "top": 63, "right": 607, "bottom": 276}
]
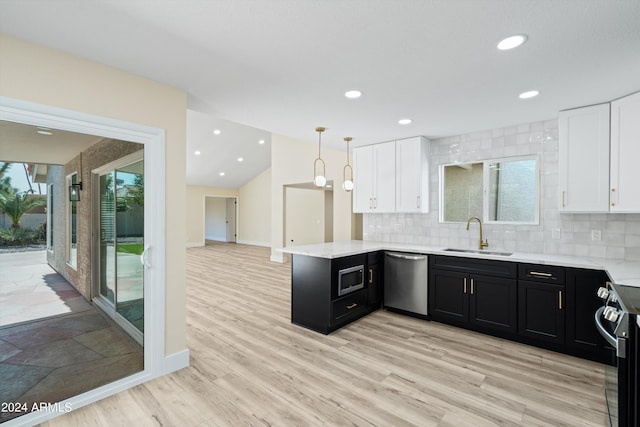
[
  {"left": 0, "top": 96, "right": 170, "bottom": 426},
  {"left": 92, "top": 151, "right": 145, "bottom": 345}
]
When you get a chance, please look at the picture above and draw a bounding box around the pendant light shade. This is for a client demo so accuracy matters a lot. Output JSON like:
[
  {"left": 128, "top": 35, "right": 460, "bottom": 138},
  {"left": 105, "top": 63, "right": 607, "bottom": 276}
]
[
  {"left": 343, "top": 137, "right": 354, "bottom": 192},
  {"left": 313, "top": 127, "right": 327, "bottom": 188}
]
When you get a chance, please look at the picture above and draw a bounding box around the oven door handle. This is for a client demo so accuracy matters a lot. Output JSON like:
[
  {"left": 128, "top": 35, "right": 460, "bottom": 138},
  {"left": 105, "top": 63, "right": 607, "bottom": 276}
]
[{"left": 594, "top": 306, "right": 618, "bottom": 349}]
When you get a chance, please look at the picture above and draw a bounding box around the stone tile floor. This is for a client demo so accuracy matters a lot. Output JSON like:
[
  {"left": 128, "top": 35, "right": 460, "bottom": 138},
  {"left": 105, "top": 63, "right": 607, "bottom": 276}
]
[{"left": 0, "top": 251, "right": 143, "bottom": 423}]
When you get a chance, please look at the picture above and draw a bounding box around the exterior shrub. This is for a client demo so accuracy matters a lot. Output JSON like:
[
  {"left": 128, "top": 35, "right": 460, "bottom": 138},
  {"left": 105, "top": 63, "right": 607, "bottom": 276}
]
[{"left": 0, "top": 226, "right": 46, "bottom": 246}]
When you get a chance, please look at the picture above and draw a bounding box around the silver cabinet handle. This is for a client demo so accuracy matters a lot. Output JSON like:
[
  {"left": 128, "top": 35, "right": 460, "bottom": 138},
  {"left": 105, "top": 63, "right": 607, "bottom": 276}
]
[
  {"left": 417, "top": 195, "right": 420, "bottom": 209},
  {"left": 347, "top": 303, "right": 358, "bottom": 309}
]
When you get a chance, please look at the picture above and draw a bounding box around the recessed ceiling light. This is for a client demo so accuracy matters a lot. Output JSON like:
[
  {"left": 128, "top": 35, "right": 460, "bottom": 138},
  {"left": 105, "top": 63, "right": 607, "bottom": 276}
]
[
  {"left": 497, "top": 34, "right": 527, "bottom": 50},
  {"left": 398, "top": 119, "right": 412, "bottom": 125},
  {"left": 345, "top": 90, "right": 362, "bottom": 99},
  {"left": 37, "top": 126, "right": 51, "bottom": 131},
  {"left": 519, "top": 90, "right": 539, "bottom": 99},
  {"left": 37, "top": 130, "right": 53, "bottom": 135},
  {"left": 237, "top": 157, "right": 244, "bottom": 162},
  {"left": 194, "top": 150, "right": 201, "bottom": 155},
  {"left": 258, "top": 139, "right": 265, "bottom": 145},
  {"left": 219, "top": 172, "right": 225, "bottom": 176},
  {"left": 213, "top": 129, "right": 221, "bottom": 135}
]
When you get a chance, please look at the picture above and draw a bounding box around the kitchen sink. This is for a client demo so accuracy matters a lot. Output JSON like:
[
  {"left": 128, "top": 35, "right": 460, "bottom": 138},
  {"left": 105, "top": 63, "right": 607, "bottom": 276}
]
[{"left": 443, "top": 248, "right": 513, "bottom": 257}]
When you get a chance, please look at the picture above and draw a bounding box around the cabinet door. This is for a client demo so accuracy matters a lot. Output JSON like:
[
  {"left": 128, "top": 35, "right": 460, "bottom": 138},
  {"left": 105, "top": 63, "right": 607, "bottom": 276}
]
[
  {"left": 352, "top": 145, "right": 373, "bottom": 213},
  {"left": 518, "top": 281, "right": 565, "bottom": 344},
  {"left": 469, "top": 274, "right": 517, "bottom": 334},
  {"left": 558, "top": 103, "right": 610, "bottom": 212},
  {"left": 565, "top": 269, "right": 614, "bottom": 362},
  {"left": 395, "top": 137, "right": 429, "bottom": 213},
  {"left": 366, "top": 261, "right": 382, "bottom": 308},
  {"left": 429, "top": 269, "right": 468, "bottom": 326},
  {"left": 373, "top": 141, "right": 396, "bottom": 212},
  {"left": 611, "top": 91, "right": 640, "bottom": 212}
]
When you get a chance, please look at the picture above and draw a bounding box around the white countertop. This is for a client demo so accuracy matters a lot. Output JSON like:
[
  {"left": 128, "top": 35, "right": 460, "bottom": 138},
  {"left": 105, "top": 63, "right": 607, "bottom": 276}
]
[{"left": 279, "top": 240, "right": 640, "bottom": 289}]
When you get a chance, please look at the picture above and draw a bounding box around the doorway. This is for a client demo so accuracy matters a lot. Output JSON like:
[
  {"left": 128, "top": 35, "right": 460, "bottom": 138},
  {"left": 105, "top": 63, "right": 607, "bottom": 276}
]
[
  {"left": 284, "top": 182, "right": 333, "bottom": 247},
  {"left": 204, "top": 196, "right": 237, "bottom": 243},
  {"left": 93, "top": 152, "right": 145, "bottom": 344}
]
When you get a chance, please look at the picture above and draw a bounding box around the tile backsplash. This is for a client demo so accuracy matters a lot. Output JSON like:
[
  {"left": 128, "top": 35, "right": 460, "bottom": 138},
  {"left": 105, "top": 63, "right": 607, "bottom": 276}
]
[{"left": 363, "top": 119, "right": 640, "bottom": 261}]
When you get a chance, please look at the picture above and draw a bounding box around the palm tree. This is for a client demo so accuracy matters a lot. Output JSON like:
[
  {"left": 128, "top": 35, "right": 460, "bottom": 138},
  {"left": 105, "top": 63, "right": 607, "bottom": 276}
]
[
  {"left": 0, "top": 162, "right": 13, "bottom": 194},
  {"left": 0, "top": 191, "right": 46, "bottom": 228}
]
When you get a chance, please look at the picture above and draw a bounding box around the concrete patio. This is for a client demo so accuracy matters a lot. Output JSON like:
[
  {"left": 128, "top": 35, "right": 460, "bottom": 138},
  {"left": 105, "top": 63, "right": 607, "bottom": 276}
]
[{"left": 0, "top": 250, "right": 143, "bottom": 423}]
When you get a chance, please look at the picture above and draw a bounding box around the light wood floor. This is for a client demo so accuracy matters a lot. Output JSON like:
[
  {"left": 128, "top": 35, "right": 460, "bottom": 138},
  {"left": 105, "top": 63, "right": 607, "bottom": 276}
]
[{"left": 40, "top": 242, "right": 608, "bottom": 426}]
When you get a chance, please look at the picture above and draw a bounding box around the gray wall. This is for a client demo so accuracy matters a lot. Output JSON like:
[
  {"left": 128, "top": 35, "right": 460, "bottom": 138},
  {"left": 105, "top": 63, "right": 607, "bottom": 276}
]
[
  {"left": 363, "top": 119, "right": 640, "bottom": 262},
  {"left": 0, "top": 213, "right": 46, "bottom": 229}
]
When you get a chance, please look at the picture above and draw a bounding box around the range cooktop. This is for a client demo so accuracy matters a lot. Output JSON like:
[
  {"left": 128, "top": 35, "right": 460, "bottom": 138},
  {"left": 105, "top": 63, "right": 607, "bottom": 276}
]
[{"left": 611, "top": 283, "right": 640, "bottom": 315}]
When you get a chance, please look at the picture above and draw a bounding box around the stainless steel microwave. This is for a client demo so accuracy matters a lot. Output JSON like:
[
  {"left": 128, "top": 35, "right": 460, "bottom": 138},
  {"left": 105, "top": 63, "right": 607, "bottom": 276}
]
[{"left": 338, "top": 264, "right": 365, "bottom": 296}]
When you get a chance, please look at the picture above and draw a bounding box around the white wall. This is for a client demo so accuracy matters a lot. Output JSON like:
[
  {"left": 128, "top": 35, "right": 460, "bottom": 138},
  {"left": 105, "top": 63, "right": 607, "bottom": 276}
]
[
  {"left": 364, "top": 119, "right": 640, "bottom": 262},
  {"left": 186, "top": 185, "right": 238, "bottom": 247},
  {"left": 0, "top": 33, "right": 187, "bottom": 356},
  {"left": 285, "top": 187, "right": 325, "bottom": 246},
  {"left": 238, "top": 168, "right": 271, "bottom": 247},
  {"left": 205, "top": 197, "right": 227, "bottom": 241},
  {"left": 271, "top": 133, "right": 353, "bottom": 262}
]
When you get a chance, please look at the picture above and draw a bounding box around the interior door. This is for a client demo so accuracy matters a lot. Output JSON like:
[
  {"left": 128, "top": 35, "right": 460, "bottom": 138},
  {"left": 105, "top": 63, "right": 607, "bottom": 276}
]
[{"left": 225, "top": 197, "right": 236, "bottom": 243}]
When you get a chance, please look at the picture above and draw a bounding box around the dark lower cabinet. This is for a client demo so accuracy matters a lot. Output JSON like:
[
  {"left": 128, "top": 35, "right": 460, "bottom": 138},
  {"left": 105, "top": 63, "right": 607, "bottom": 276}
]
[
  {"left": 429, "top": 256, "right": 517, "bottom": 336},
  {"left": 291, "top": 252, "right": 380, "bottom": 334},
  {"left": 518, "top": 280, "right": 565, "bottom": 344},
  {"left": 292, "top": 251, "right": 614, "bottom": 364},
  {"left": 367, "top": 252, "right": 383, "bottom": 308},
  {"left": 470, "top": 275, "right": 517, "bottom": 334},
  {"left": 566, "top": 268, "right": 615, "bottom": 363},
  {"left": 430, "top": 269, "right": 468, "bottom": 325}
]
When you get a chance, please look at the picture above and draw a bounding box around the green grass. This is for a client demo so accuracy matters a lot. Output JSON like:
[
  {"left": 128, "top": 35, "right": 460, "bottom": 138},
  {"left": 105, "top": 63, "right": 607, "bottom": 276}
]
[{"left": 117, "top": 243, "right": 144, "bottom": 255}]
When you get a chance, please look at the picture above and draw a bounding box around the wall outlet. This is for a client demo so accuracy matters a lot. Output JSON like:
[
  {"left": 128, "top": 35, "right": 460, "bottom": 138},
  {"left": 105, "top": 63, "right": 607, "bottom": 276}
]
[
  {"left": 552, "top": 229, "right": 561, "bottom": 239},
  {"left": 591, "top": 229, "right": 602, "bottom": 241}
]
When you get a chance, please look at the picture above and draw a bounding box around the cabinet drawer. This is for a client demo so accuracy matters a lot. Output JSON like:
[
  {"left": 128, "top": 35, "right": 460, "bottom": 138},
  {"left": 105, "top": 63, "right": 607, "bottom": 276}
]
[
  {"left": 332, "top": 290, "right": 367, "bottom": 322},
  {"left": 519, "top": 264, "right": 565, "bottom": 284},
  {"left": 431, "top": 255, "right": 517, "bottom": 278}
]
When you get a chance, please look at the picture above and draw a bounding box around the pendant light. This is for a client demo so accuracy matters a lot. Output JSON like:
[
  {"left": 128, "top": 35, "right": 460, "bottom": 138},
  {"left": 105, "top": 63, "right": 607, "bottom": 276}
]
[
  {"left": 342, "top": 137, "right": 354, "bottom": 192},
  {"left": 313, "top": 127, "right": 327, "bottom": 187}
]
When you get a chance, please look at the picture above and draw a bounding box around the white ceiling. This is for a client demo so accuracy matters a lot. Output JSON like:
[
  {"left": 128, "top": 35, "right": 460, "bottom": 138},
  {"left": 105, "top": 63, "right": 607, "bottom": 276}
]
[
  {"left": 0, "top": 120, "right": 102, "bottom": 165},
  {"left": 187, "top": 110, "right": 271, "bottom": 188},
  {"left": 1, "top": 0, "right": 639, "bottom": 188}
]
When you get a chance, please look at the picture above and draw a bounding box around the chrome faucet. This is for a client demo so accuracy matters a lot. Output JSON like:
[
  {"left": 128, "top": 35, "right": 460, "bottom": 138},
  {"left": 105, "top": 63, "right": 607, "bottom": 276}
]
[{"left": 466, "top": 216, "right": 489, "bottom": 250}]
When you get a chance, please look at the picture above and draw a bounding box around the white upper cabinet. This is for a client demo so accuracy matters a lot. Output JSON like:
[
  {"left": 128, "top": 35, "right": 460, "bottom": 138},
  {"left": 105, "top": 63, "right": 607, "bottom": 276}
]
[
  {"left": 395, "top": 136, "right": 430, "bottom": 213},
  {"left": 374, "top": 141, "right": 396, "bottom": 212},
  {"left": 610, "top": 91, "right": 640, "bottom": 212},
  {"left": 558, "top": 91, "right": 640, "bottom": 214},
  {"left": 352, "top": 144, "right": 373, "bottom": 213},
  {"left": 558, "top": 103, "right": 610, "bottom": 212},
  {"left": 352, "top": 141, "right": 396, "bottom": 213}
]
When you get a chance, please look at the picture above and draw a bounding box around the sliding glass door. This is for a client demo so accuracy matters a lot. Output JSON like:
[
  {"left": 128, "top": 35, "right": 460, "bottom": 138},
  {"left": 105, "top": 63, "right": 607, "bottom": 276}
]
[{"left": 96, "top": 155, "right": 144, "bottom": 342}]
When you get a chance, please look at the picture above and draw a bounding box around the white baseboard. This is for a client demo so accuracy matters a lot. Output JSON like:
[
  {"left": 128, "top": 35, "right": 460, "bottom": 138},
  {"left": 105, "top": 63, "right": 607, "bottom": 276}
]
[
  {"left": 270, "top": 252, "right": 284, "bottom": 263},
  {"left": 237, "top": 239, "right": 270, "bottom": 248},
  {"left": 205, "top": 235, "right": 226, "bottom": 242},
  {"left": 162, "top": 349, "right": 190, "bottom": 375},
  {"left": 186, "top": 241, "right": 204, "bottom": 248}
]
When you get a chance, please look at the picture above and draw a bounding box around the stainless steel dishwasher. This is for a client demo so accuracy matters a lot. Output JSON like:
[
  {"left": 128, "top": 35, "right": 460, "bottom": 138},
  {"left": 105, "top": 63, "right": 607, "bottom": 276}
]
[{"left": 384, "top": 252, "right": 429, "bottom": 317}]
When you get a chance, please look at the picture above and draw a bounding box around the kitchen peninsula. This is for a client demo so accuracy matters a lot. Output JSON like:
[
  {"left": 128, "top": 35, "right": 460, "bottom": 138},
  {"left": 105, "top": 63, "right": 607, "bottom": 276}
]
[{"left": 281, "top": 240, "right": 640, "bottom": 364}]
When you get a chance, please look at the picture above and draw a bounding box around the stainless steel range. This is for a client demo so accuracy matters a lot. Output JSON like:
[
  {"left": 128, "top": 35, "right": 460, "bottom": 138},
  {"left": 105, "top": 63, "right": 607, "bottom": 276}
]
[{"left": 595, "top": 283, "right": 640, "bottom": 426}]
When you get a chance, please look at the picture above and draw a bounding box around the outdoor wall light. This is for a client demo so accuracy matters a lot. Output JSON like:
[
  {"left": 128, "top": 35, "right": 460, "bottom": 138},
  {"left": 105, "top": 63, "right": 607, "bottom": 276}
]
[
  {"left": 69, "top": 183, "right": 82, "bottom": 202},
  {"left": 69, "top": 152, "right": 83, "bottom": 202}
]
